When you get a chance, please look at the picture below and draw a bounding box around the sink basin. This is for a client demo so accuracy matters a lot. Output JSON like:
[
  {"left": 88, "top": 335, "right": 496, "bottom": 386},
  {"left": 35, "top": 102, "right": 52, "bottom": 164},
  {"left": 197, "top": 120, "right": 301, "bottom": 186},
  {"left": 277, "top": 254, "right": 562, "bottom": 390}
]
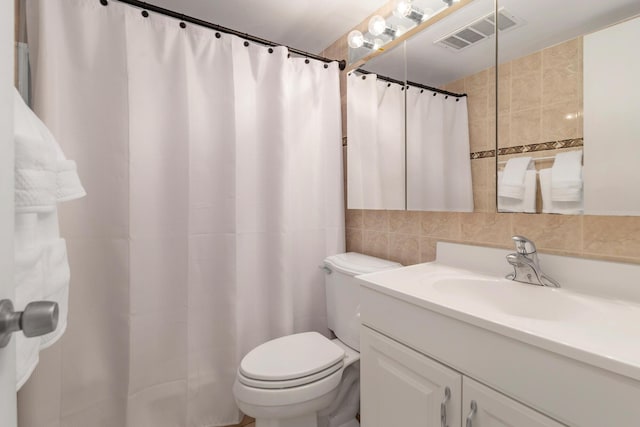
[{"left": 432, "top": 277, "right": 580, "bottom": 321}]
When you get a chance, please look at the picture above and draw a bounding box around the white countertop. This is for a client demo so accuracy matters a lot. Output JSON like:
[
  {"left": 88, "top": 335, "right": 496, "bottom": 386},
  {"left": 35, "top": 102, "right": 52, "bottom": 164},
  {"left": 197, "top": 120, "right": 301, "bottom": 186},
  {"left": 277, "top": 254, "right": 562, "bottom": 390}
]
[{"left": 357, "top": 244, "right": 640, "bottom": 382}]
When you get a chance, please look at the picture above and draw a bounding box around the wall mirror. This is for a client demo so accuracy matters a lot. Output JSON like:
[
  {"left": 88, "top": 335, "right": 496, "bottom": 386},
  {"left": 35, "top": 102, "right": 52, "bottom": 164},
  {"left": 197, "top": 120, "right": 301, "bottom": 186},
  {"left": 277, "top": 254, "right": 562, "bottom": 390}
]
[
  {"left": 346, "top": 0, "right": 498, "bottom": 212},
  {"left": 496, "top": 0, "right": 640, "bottom": 215}
]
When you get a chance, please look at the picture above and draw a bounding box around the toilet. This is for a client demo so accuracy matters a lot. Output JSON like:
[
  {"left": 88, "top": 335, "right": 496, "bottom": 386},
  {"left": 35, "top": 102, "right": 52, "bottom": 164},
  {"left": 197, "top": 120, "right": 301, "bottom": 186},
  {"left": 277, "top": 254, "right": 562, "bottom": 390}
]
[{"left": 233, "top": 252, "right": 402, "bottom": 427}]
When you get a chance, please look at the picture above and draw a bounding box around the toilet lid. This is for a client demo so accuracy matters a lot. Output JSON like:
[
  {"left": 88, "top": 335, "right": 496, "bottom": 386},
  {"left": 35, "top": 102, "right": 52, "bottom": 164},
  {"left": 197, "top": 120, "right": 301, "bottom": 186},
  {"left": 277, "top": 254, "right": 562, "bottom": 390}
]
[{"left": 240, "top": 332, "right": 345, "bottom": 382}]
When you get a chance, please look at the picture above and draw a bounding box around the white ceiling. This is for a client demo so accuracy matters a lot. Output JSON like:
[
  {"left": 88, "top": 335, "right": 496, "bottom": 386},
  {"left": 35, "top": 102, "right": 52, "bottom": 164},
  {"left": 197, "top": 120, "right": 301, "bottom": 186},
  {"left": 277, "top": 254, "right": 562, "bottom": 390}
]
[
  {"left": 363, "top": 0, "right": 640, "bottom": 87},
  {"left": 148, "top": 0, "right": 389, "bottom": 54}
]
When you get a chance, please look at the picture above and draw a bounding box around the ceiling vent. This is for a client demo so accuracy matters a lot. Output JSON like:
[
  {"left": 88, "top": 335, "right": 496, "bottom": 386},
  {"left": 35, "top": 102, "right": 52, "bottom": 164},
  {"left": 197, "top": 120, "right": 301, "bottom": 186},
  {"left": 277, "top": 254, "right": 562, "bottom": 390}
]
[{"left": 435, "top": 8, "right": 523, "bottom": 52}]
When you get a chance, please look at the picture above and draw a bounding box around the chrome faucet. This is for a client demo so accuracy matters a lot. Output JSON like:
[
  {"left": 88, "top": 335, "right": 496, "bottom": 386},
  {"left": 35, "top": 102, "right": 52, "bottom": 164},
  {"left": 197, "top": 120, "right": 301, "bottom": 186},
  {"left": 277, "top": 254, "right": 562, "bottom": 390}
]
[{"left": 506, "top": 236, "right": 560, "bottom": 288}]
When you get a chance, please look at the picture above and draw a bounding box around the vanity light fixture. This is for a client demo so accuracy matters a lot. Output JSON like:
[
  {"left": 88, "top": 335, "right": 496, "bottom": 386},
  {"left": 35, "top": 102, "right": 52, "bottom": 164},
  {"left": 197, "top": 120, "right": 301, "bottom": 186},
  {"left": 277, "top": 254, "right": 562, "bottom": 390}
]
[
  {"left": 393, "top": 0, "right": 431, "bottom": 23},
  {"left": 347, "top": 30, "right": 382, "bottom": 50},
  {"left": 443, "top": 0, "right": 461, "bottom": 6},
  {"left": 368, "top": 15, "right": 405, "bottom": 38}
]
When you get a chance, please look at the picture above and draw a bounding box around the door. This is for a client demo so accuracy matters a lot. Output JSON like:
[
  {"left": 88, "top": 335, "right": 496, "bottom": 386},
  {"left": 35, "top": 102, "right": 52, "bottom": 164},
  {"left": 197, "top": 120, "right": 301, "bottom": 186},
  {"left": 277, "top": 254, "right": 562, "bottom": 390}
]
[
  {"left": 0, "top": 0, "right": 16, "bottom": 426},
  {"left": 462, "top": 377, "right": 564, "bottom": 427},
  {"left": 361, "top": 326, "right": 462, "bottom": 427}
]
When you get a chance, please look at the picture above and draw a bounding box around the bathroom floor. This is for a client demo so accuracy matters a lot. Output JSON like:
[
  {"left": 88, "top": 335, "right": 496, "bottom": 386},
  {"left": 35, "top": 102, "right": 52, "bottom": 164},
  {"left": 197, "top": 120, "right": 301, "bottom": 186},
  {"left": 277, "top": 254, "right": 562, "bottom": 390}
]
[{"left": 225, "top": 415, "right": 255, "bottom": 427}]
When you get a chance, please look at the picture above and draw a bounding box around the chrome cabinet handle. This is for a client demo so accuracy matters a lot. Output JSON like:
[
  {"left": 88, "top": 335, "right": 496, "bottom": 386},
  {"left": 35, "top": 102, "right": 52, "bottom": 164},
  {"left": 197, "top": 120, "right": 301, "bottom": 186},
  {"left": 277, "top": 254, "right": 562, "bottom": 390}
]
[
  {"left": 440, "top": 386, "right": 451, "bottom": 427},
  {"left": 0, "top": 299, "right": 59, "bottom": 348},
  {"left": 465, "top": 400, "right": 478, "bottom": 427}
]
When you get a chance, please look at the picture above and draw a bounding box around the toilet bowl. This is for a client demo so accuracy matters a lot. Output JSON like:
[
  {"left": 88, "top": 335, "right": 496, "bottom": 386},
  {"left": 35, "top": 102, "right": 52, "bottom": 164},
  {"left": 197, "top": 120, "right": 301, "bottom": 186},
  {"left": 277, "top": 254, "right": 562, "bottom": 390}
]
[{"left": 233, "top": 253, "right": 401, "bottom": 427}]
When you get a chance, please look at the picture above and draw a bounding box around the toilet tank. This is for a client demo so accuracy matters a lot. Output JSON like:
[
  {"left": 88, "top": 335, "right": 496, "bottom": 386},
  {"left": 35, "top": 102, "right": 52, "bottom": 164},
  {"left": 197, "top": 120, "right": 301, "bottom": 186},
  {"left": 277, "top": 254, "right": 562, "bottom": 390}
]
[{"left": 323, "top": 253, "right": 402, "bottom": 351}]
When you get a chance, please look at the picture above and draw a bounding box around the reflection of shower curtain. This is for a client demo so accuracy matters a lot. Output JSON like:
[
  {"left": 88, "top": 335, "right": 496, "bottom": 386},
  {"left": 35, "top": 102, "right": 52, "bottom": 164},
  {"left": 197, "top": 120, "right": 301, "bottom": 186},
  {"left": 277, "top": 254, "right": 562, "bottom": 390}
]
[
  {"left": 19, "top": 1, "right": 345, "bottom": 426},
  {"left": 347, "top": 73, "right": 405, "bottom": 210},
  {"left": 406, "top": 89, "right": 473, "bottom": 211}
]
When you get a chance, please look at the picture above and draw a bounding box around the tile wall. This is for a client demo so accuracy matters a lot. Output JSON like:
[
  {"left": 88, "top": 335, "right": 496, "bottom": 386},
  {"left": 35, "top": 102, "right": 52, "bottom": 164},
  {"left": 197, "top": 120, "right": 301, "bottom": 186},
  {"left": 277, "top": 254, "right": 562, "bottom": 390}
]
[{"left": 323, "top": 9, "right": 640, "bottom": 267}]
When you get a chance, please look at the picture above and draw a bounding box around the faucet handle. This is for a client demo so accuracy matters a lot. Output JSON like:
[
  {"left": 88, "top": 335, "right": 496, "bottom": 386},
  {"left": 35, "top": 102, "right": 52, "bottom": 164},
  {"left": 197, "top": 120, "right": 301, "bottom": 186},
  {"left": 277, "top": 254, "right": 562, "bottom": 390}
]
[{"left": 512, "top": 235, "right": 537, "bottom": 255}]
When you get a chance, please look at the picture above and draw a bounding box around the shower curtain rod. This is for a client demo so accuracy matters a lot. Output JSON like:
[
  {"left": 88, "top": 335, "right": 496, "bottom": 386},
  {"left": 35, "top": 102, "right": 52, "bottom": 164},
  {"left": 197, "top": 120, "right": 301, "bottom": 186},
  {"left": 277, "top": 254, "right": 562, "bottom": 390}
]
[
  {"left": 354, "top": 68, "right": 467, "bottom": 98},
  {"left": 106, "top": 0, "right": 347, "bottom": 70}
]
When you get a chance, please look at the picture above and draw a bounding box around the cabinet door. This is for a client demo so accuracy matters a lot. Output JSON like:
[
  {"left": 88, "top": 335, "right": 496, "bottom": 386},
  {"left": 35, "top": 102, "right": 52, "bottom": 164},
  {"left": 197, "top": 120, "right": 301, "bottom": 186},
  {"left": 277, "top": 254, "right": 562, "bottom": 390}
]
[
  {"left": 361, "top": 326, "right": 462, "bottom": 427},
  {"left": 462, "top": 377, "right": 564, "bottom": 427}
]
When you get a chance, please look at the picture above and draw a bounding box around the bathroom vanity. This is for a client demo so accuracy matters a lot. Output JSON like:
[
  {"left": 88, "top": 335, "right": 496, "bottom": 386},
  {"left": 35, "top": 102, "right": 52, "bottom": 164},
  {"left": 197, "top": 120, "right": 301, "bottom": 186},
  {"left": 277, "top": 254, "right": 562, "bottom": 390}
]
[{"left": 357, "top": 242, "right": 640, "bottom": 427}]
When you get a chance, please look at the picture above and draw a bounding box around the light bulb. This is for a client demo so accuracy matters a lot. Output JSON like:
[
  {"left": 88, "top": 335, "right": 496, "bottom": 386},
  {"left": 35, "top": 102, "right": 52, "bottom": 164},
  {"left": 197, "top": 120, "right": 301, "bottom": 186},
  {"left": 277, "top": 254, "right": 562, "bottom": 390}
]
[
  {"left": 347, "top": 30, "right": 365, "bottom": 49},
  {"left": 394, "top": 0, "right": 426, "bottom": 23},
  {"left": 394, "top": 0, "right": 413, "bottom": 18},
  {"left": 368, "top": 15, "right": 387, "bottom": 36}
]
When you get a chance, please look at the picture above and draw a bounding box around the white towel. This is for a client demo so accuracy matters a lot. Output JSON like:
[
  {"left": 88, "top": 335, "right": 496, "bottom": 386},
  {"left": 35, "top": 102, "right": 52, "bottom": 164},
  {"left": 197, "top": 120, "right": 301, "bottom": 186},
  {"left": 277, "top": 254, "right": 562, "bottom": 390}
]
[
  {"left": 551, "top": 151, "right": 583, "bottom": 202},
  {"left": 39, "top": 239, "right": 71, "bottom": 349},
  {"left": 498, "top": 157, "right": 533, "bottom": 200},
  {"left": 13, "top": 88, "right": 86, "bottom": 390},
  {"left": 540, "top": 168, "right": 584, "bottom": 214},
  {"left": 14, "top": 215, "right": 45, "bottom": 390},
  {"left": 14, "top": 90, "right": 58, "bottom": 213},
  {"left": 498, "top": 169, "right": 537, "bottom": 213}
]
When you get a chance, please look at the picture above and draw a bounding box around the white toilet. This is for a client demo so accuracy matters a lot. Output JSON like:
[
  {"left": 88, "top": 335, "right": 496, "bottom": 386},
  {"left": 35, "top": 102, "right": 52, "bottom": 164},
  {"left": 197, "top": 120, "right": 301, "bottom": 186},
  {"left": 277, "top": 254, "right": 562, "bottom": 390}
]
[{"left": 233, "top": 252, "right": 401, "bottom": 427}]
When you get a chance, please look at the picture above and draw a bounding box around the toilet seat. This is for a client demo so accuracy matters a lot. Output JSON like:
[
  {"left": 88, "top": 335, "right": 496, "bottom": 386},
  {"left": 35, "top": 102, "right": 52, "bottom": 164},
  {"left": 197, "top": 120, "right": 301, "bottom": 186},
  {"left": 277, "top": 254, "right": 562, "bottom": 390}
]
[
  {"left": 238, "top": 359, "right": 344, "bottom": 389},
  {"left": 239, "top": 332, "right": 345, "bottom": 388}
]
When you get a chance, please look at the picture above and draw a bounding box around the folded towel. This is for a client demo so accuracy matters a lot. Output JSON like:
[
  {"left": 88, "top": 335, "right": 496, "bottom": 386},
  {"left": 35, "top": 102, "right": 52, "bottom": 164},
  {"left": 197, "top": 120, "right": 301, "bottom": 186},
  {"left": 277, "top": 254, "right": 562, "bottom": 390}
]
[
  {"left": 56, "top": 159, "right": 87, "bottom": 202},
  {"left": 498, "top": 170, "right": 537, "bottom": 213},
  {"left": 540, "top": 168, "right": 584, "bottom": 214},
  {"left": 12, "top": 89, "right": 86, "bottom": 390},
  {"left": 14, "top": 227, "right": 45, "bottom": 390},
  {"left": 551, "top": 151, "right": 583, "bottom": 202},
  {"left": 40, "top": 239, "right": 71, "bottom": 349},
  {"left": 498, "top": 157, "right": 533, "bottom": 200}
]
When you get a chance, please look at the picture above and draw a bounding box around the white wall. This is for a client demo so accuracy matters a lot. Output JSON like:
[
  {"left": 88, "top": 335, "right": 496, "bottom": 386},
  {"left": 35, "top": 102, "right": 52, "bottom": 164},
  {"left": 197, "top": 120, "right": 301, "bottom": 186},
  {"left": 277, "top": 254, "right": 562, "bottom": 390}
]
[
  {"left": 583, "top": 16, "right": 640, "bottom": 215},
  {"left": 0, "top": 0, "right": 16, "bottom": 425}
]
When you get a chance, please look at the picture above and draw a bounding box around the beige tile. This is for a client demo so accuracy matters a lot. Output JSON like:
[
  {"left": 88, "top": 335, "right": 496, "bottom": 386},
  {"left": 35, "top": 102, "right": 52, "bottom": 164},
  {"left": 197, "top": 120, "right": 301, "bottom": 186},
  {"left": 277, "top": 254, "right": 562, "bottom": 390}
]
[
  {"left": 363, "top": 230, "right": 389, "bottom": 259},
  {"left": 467, "top": 92, "right": 488, "bottom": 121},
  {"left": 421, "top": 212, "right": 460, "bottom": 239},
  {"left": 389, "top": 210, "right": 421, "bottom": 234},
  {"left": 469, "top": 120, "right": 489, "bottom": 152},
  {"left": 465, "top": 69, "right": 489, "bottom": 94},
  {"left": 511, "top": 214, "right": 583, "bottom": 252},
  {"left": 489, "top": 114, "right": 510, "bottom": 148},
  {"left": 460, "top": 212, "right": 512, "bottom": 247},
  {"left": 541, "top": 100, "right": 580, "bottom": 142},
  {"left": 583, "top": 216, "right": 640, "bottom": 260},
  {"left": 542, "top": 66, "right": 579, "bottom": 107},
  {"left": 487, "top": 184, "right": 497, "bottom": 213},
  {"left": 345, "top": 209, "right": 363, "bottom": 229},
  {"left": 494, "top": 76, "right": 510, "bottom": 114},
  {"left": 576, "top": 109, "right": 584, "bottom": 138},
  {"left": 346, "top": 228, "right": 364, "bottom": 253},
  {"left": 511, "top": 51, "right": 542, "bottom": 76},
  {"left": 511, "top": 72, "right": 542, "bottom": 112},
  {"left": 471, "top": 158, "right": 490, "bottom": 191},
  {"left": 510, "top": 108, "right": 541, "bottom": 146},
  {"left": 389, "top": 233, "right": 420, "bottom": 266},
  {"left": 473, "top": 189, "right": 491, "bottom": 213},
  {"left": 420, "top": 237, "right": 438, "bottom": 263},
  {"left": 542, "top": 38, "right": 581, "bottom": 71},
  {"left": 363, "top": 210, "right": 389, "bottom": 231},
  {"left": 498, "top": 61, "right": 512, "bottom": 80},
  {"left": 445, "top": 78, "right": 465, "bottom": 94}
]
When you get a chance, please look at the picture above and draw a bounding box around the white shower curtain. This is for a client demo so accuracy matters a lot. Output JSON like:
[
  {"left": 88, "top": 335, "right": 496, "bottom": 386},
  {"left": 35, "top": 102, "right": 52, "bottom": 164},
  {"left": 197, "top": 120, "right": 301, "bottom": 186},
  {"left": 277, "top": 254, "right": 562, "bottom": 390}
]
[
  {"left": 406, "top": 88, "right": 473, "bottom": 211},
  {"left": 347, "top": 73, "right": 405, "bottom": 210},
  {"left": 19, "top": 1, "right": 344, "bottom": 426}
]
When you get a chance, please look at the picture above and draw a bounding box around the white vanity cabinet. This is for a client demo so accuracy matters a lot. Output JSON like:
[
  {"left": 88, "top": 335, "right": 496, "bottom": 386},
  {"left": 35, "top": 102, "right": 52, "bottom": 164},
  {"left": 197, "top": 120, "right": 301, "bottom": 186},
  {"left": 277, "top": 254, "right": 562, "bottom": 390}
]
[
  {"left": 361, "top": 326, "right": 564, "bottom": 427},
  {"left": 360, "top": 327, "right": 462, "bottom": 427},
  {"left": 462, "top": 377, "right": 564, "bottom": 427}
]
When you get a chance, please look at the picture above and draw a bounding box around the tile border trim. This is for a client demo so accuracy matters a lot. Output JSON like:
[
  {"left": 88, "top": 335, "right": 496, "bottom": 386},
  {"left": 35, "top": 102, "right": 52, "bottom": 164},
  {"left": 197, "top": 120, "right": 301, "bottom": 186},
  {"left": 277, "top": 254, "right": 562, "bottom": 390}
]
[{"left": 471, "top": 138, "right": 584, "bottom": 160}]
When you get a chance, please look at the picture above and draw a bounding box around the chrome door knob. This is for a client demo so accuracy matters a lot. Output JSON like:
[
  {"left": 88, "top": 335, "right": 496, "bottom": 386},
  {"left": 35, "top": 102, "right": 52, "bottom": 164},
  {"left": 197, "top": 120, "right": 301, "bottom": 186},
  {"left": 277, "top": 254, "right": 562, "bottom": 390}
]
[{"left": 0, "top": 299, "right": 59, "bottom": 348}]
